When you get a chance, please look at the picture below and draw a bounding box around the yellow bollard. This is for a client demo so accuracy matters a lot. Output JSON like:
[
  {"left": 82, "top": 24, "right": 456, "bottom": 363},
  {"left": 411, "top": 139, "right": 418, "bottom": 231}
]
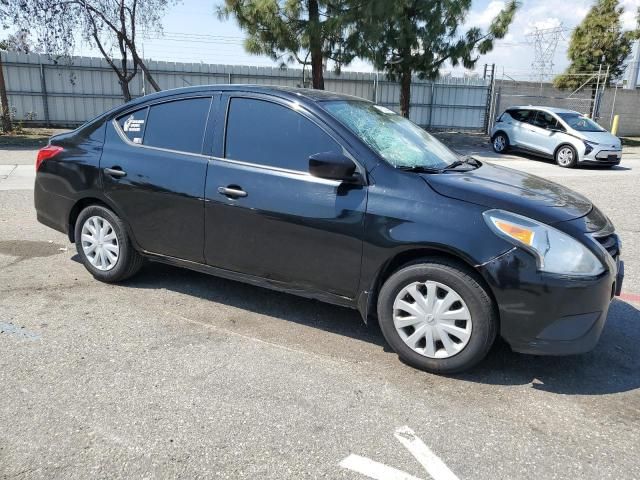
[{"left": 611, "top": 114, "right": 620, "bottom": 136}]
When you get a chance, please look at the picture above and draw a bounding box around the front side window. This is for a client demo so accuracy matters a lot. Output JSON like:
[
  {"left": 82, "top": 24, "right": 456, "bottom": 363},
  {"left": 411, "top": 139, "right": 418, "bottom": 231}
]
[
  {"left": 509, "top": 109, "right": 534, "bottom": 124},
  {"left": 557, "top": 112, "right": 605, "bottom": 132},
  {"left": 143, "top": 97, "right": 212, "bottom": 154},
  {"left": 322, "top": 100, "right": 459, "bottom": 169},
  {"left": 533, "top": 111, "right": 561, "bottom": 130},
  {"left": 224, "top": 97, "right": 341, "bottom": 171}
]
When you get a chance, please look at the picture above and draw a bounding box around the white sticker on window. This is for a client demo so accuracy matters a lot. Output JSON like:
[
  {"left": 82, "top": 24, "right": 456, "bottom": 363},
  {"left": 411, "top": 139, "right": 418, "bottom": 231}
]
[
  {"left": 133, "top": 137, "right": 142, "bottom": 144},
  {"left": 373, "top": 105, "right": 396, "bottom": 115},
  {"left": 123, "top": 115, "right": 145, "bottom": 133}
]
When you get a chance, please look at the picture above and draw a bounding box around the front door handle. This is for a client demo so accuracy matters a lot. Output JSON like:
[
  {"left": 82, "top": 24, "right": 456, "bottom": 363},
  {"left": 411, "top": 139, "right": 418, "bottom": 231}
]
[
  {"left": 104, "top": 167, "right": 127, "bottom": 178},
  {"left": 218, "top": 186, "right": 247, "bottom": 198}
]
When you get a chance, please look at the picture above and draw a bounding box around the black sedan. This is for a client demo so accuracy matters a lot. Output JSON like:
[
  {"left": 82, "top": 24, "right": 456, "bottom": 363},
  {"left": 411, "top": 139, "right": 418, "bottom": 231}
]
[{"left": 34, "top": 85, "right": 624, "bottom": 374}]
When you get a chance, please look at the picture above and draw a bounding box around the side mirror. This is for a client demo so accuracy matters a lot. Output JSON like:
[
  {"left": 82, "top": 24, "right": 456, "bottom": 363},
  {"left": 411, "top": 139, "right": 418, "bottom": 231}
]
[{"left": 309, "top": 151, "right": 358, "bottom": 182}]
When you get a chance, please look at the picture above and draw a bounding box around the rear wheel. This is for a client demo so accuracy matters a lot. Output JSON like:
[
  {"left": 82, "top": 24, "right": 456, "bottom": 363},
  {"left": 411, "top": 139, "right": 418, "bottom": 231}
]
[
  {"left": 555, "top": 145, "right": 577, "bottom": 168},
  {"left": 492, "top": 132, "right": 509, "bottom": 153},
  {"left": 377, "top": 259, "right": 497, "bottom": 374},
  {"left": 74, "top": 205, "right": 143, "bottom": 282}
]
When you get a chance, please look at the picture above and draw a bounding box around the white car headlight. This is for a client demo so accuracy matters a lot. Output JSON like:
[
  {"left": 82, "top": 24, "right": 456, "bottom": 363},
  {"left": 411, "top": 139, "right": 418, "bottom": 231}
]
[{"left": 483, "top": 209, "right": 604, "bottom": 276}]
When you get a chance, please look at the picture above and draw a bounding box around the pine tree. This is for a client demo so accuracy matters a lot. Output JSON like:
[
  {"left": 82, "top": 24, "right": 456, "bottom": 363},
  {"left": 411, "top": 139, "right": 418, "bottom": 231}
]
[
  {"left": 345, "top": 0, "right": 518, "bottom": 117},
  {"left": 219, "top": 0, "right": 353, "bottom": 90},
  {"left": 554, "top": 0, "right": 639, "bottom": 90}
]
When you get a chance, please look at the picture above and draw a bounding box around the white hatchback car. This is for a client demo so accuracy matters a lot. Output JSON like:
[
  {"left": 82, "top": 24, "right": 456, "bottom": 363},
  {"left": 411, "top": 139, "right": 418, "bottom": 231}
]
[{"left": 490, "top": 106, "right": 622, "bottom": 168}]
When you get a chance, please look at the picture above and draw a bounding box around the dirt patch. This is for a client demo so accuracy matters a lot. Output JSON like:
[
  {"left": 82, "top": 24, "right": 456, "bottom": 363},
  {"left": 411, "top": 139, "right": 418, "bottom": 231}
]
[
  {"left": 431, "top": 131, "right": 492, "bottom": 155},
  {"left": 0, "top": 128, "right": 69, "bottom": 148},
  {"left": 0, "top": 240, "right": 65, "bottom": 265}
]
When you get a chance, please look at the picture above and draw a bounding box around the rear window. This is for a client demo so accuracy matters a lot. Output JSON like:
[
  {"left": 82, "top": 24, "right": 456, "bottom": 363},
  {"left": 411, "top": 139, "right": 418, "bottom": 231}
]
[
  {"left": 144, "top": 98, "right": 212, "bottom": 154},
  {"left": 118, "top": 107, "right": 148, "bottom": 144}
]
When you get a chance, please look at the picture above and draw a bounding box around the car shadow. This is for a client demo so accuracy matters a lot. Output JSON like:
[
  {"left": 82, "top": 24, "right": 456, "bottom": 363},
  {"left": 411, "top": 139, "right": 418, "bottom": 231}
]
[
  {"left": 118, "top": 260, "right": 387, "bottom": 348},
  {"left": 456, "top": 299, "right": 640, "bottom": 395},
  {"left": 91, "top": 258, "right": 640, "bottom": 396},
  {"left": 491, "top": 151, "right": 632, "bottom": 171}
]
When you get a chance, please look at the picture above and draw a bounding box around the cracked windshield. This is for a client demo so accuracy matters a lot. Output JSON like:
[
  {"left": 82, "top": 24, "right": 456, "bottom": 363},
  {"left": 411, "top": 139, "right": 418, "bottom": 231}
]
[{"left": 323, "top": 101, "right": 460, "bottom": 169}]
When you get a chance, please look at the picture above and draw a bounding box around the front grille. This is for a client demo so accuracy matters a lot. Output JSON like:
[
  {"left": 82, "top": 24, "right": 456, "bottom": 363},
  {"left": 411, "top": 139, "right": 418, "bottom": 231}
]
[{"left": 594, "top": 233, "right": 619, "bottom": 259}]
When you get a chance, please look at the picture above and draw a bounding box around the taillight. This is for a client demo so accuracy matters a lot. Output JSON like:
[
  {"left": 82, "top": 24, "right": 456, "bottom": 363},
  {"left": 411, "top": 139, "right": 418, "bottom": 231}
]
[{"left": 36, "top": 145, "right": 64, "bottom": 171}]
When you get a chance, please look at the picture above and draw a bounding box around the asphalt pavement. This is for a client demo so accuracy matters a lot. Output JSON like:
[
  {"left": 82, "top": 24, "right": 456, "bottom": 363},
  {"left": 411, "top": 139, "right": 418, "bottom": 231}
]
[{"left": 1, "top": 141, "right": 639, "bottom": 479}]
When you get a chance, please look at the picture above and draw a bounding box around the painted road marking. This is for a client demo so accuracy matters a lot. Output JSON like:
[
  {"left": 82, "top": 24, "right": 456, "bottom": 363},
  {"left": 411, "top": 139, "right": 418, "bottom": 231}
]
[
  {"left": 340, "top": 426, "right": 460, "bottom": 480},
  {"left": 0, "top": 321, "right": 41, "bottom": 340},
  {"left": 340, "top": 455, "right": 423, "bottom": 480},
  {"left": 394, "top": 426, "right": 459, "bottom": 480},
  {"left": 620, "top": 292, "right": 640, "bottom": 304}
]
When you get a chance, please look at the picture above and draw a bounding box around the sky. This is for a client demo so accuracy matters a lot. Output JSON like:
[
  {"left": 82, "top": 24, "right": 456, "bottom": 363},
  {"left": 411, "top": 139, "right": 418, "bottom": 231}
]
[{"left": 69, "top": 0, "right": 640, "bottom": 80}]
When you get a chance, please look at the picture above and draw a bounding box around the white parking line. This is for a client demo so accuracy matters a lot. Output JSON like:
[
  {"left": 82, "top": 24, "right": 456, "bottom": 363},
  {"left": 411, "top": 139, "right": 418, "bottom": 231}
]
[
  {"left": 340, "top": 454, "right": 424, "bottom": 480},
  {"left": 394, "top": 426, "right": 460, "bottom": 480},
  {"left": 340, "top": 426, "right": 460, "bottom": 480}
]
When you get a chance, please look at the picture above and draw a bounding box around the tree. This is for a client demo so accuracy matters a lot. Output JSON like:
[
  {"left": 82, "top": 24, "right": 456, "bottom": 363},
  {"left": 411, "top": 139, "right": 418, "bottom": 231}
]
[
  {"left": 0, "top": 30, "right": 41, "bottom": 53},
  {"left": 346, "top": 0, "right": 519, "bottom": 117},
  {"left": 218, "top": 0, "right": 354, "bottom": 89},
  {"left": 554, "top": 0, "right": 640, "bottom": 90},
  {"left": 0, "top": 50, "right": 11, "bottom": 132},
  {"left": 4, "top": 0, "right": 176, "bottom": 101}
]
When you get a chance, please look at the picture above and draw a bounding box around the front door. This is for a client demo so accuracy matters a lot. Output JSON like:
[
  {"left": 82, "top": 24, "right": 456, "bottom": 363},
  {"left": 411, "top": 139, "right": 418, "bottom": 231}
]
[
  {"left": 528, "top": 111, "right": 564, "bottom": 156},
  {"left": 101, "top": 96, "right": 213, "bottom": 263},
  {"left": 203, "top": 95, "right": 367, "bottom": 298}
]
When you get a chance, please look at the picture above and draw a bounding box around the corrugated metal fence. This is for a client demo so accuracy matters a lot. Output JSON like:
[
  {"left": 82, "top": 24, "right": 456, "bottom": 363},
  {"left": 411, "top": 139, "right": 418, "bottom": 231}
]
[{"left": 2, "top": 52, "right": 491, "bottom": 130}]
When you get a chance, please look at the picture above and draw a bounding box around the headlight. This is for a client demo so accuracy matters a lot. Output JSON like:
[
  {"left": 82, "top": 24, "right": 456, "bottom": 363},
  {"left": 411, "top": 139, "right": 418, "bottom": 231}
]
[
  {"left": 483, "top": 209, "right": 604, "bottom": 276},
  {"left": 583, "top": 140, "right": 598, "bottom": 155}
]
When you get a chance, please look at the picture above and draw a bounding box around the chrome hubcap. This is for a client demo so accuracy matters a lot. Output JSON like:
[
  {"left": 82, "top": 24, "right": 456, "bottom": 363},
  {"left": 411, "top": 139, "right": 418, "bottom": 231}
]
[
  {"left": 393, "top": 281, "right": 472, "bottom": 359},
  {"left": 557, "top": 147, "right": 574, "bottom": 166},
  {"left": 81, "top": 216, "right": 119, "bottom": 271},
  {"left": 494, "top": 136, "right": 505, "bottom": 152}
]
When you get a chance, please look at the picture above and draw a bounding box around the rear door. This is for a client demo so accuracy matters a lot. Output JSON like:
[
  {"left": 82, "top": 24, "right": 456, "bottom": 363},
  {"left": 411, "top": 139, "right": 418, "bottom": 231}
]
[
  {"left": 508, "top": 109, "right": 536, "bottom": 147},
  {"left": 203, "top": 94, "right": 367, "bottom": 298},
  {"left": 101, "top": 95, "right": 214, "bottom": 262}
]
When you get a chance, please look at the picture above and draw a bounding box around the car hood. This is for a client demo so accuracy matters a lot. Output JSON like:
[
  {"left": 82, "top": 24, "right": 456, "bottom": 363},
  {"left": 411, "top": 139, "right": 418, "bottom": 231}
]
[
  {"left": 421, "top": 162, "right": 592, "bottom": 224},
  {"left": 574, "top": 130, "right": 621, "bottom": 148}
]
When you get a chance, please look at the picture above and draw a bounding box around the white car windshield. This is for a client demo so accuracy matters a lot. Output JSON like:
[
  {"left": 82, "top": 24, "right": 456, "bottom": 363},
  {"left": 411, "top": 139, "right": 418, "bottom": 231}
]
[
  {"left": 322, "top": 101, "right": 460, "bottom": 169},
  {"left": 557, "top": 113, "right": 605, "bottom": 132}
]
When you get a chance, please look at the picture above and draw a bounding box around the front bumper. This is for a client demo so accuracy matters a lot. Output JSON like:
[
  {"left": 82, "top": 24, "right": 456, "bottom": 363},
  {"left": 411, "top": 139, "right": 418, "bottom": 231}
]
[
  {"left": 479, "top": 247, "right": 622, "bottom": 356},
  {"left": 581, "top": 148, "right": 622, "bottom": 165}
]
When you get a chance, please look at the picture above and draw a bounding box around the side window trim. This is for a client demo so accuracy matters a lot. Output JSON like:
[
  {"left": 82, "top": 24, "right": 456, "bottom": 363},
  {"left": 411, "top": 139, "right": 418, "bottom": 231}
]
[
  {"left": 113, "top": 95, "right": 214, "bottom": 157},
  {"left": 220, "top": 93, "right": 366, "bottom": 178}
]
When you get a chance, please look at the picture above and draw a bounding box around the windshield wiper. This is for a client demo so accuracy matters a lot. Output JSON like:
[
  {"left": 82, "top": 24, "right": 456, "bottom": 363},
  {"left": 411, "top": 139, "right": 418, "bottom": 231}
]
[
  {"left": 441, "top": 156, "right": 481, "bottom": 171},
  {"left": 396, "top": 165, "right": 443, "bottom": 174},
  {"left": 396, "top": 157, "right": 481, "bottom": 174}
]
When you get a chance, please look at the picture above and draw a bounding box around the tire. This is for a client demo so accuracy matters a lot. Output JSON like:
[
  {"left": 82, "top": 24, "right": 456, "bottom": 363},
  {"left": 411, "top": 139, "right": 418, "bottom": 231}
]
[
  {"left": 74, "top": 205, "right": 144, "bottom": 282},
  {"left": 555, "top": 144, "right": 577, "bottom": 168},
  {"left": 492, "top": 132, "right": 509, "bottom": 153},
  {"left": 377, "top": 259, "right": 497, "bottom": 374}
]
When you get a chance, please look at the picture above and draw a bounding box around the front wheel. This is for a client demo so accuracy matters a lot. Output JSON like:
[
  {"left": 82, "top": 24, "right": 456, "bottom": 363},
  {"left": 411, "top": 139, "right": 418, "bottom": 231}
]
[
  {"left": 492, "top": 132, "right": 509, "bottom": 153},
  {"left": 377, "top": 259, "right": 497, "bottom": 374},
  {"left": 555, "top": 145, "right": 578, "bottom": 168},
  {"left": 74, "top": 205, "right": 144, "bottom": 282}
]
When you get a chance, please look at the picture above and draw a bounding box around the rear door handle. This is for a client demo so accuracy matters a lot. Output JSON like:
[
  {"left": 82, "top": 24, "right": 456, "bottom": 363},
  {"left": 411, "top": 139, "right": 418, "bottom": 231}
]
[
  {"left": 218, "top": 186, "right": 247, "bottom": 198},
  {"left": 104, "top": 167, "right": 127, "bottom": 178}
]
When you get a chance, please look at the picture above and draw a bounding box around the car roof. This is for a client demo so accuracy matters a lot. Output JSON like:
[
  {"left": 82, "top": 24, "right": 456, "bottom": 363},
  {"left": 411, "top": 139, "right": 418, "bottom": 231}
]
[
  {"left": 506, "top": 105, "right": 581, "bottom": 115},
  {"left": 135, "top": 84, "right": 367, "bottom": 105},
  {"left": 81, "top": 84, "right": 370, "bottom": 133}
]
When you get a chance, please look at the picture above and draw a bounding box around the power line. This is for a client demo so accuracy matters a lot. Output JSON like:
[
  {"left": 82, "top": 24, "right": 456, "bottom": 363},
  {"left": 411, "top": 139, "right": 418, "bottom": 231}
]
[{"left": 526, "top": 24, "right": 565, "bottom": 84}]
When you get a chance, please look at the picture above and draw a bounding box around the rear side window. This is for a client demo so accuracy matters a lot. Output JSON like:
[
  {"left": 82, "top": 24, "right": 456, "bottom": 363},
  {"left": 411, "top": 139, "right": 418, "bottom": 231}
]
[
  {"left": 143, "top": 97, "right": 212, "bottom": 154},
  {"left": 509, "top": 109, "right": 534, "bottom": 124},
  {"left": 224, "top": 97, "right": 341, "bottom": 171},
  {"left": 118, "top": 107, "right": 148, "bottom": 144}
]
